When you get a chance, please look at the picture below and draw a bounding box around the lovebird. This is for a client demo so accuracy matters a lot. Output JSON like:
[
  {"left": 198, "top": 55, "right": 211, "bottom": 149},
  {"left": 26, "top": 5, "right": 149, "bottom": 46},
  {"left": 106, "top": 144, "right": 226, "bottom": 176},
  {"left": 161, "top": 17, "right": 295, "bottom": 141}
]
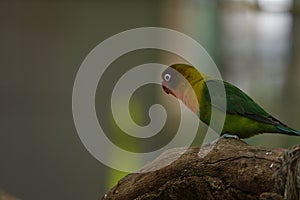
[{"left": 161, "top": 63, "right": 300, "bottom": 138}]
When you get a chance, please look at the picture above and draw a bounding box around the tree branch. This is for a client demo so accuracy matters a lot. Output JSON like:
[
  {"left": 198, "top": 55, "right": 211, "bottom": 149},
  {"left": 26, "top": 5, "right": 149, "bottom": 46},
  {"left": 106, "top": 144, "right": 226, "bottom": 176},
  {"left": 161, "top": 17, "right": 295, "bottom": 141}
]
[{"left": 101, "top": 138, "right": 300, "bottom": 200}]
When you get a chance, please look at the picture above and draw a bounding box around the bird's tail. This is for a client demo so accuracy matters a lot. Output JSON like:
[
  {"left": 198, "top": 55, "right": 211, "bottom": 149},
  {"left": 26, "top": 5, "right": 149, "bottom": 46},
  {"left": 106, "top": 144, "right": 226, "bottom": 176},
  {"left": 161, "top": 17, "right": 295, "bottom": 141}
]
[{"left": 277, "top": 126, "right": 300, "bottom": 136}]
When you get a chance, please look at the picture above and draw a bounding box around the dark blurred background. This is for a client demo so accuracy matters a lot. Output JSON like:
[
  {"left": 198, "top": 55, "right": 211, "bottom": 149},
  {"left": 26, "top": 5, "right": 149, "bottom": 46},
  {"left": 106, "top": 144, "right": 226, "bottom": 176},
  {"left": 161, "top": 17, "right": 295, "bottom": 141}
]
[{"left": 1, "top": 0, "right": 300, "bottom": 199}]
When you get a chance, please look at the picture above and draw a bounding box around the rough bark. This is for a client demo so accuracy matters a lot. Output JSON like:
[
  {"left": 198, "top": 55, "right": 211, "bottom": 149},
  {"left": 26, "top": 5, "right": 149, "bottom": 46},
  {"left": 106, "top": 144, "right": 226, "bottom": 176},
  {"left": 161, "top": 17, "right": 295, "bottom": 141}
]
[{"left": 101, "top": 138, "right": 300, "bottom": 200}]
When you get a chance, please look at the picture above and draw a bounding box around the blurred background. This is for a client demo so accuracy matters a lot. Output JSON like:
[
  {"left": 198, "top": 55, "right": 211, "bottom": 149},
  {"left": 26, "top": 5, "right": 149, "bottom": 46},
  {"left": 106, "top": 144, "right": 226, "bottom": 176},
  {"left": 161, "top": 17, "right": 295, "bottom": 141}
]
[{"left": 1, "top": 0, "right": 300, "bottom": 199}]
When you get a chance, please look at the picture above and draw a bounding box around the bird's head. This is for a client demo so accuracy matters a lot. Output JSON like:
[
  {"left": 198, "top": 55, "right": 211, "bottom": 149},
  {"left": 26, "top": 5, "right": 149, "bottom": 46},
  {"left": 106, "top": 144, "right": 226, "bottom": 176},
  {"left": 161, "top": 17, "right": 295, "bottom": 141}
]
[
  {"left": 161, "top": 64, "right": 204, "bottom": 115},
  {"left": 162, "top": 64, "right": 203, "bottom": 98}
]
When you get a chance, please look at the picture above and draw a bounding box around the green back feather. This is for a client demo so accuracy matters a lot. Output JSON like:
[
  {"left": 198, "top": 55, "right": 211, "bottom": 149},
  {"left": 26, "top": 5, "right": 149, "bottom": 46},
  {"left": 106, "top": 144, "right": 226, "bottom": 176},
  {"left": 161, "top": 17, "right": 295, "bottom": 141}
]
[{"left": 202, "top": 80, "right": 288, "bottom": 127}]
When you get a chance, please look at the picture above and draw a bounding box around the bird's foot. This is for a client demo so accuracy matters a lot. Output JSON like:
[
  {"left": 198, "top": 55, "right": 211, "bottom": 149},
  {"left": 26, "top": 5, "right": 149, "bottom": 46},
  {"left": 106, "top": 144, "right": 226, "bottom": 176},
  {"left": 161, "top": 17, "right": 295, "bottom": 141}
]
[
  {"left": 220, "top": 133, "right": 240, "bottom": 140},
  {"left": 204, "top": 134, "right": 240, "bottom": 147}
]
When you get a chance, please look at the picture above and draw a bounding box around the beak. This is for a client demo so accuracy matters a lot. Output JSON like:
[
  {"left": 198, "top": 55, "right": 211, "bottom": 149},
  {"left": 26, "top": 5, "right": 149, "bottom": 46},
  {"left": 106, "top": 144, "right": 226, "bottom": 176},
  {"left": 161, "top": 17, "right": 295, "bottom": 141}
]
[
  {"left": 162, "top": 82, "right": 175, "bottom": 96},
  {"left": 163, "top": 85, "right": 170, "bottom": 94}
]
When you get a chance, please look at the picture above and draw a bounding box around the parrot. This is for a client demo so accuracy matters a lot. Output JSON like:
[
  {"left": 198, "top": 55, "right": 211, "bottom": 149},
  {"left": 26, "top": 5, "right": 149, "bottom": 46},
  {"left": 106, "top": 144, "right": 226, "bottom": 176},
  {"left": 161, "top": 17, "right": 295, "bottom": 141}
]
[{"left": 161, "top": 63, "right": 300, "bottom": 138}]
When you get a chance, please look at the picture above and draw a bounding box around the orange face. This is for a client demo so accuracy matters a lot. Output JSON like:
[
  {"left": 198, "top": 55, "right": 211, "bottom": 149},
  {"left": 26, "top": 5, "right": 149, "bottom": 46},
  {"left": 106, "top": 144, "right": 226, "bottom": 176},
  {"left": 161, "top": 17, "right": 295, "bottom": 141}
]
[{"left": 161, "top": 66, "right": 200, "bottom": 115}]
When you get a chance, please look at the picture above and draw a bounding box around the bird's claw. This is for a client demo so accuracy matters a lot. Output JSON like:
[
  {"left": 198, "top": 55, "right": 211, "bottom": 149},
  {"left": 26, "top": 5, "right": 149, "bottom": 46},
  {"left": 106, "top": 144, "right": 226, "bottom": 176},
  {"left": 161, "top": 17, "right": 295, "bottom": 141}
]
[
  {"left": 204, "top": 134, "right": 240, "bottom": 147},
  {"left": 220, "top": 133, "right": 240, "bottom": 140}
]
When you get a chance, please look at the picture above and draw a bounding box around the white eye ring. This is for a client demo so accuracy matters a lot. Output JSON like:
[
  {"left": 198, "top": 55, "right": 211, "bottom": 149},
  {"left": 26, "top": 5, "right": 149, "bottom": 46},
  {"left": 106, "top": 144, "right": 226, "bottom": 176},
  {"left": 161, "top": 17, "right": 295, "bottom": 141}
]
[{"left": 164, "top": 73, "right": 171, "bottom": 82}]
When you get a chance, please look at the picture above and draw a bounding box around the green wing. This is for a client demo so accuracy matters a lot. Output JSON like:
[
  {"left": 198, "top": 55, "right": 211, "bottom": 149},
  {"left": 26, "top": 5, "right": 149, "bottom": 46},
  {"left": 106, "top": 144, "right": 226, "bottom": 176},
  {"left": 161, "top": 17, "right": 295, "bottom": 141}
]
[{"left": 203, "top": 80, "right": 286, "bottom": 127}]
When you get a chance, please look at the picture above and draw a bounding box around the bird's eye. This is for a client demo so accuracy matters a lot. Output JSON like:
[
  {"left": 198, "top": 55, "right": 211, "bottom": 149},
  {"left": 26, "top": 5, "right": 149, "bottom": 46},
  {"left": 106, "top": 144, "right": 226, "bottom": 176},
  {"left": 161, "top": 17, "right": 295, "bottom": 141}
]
[{"left": 164, "top": 73, "right": 171, "bottom": 82}]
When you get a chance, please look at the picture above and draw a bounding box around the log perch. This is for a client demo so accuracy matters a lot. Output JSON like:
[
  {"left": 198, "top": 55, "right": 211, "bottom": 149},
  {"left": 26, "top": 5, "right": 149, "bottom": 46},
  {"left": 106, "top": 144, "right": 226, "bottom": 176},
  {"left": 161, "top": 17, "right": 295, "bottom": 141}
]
[{"left": 101, "top": 138, "right": 300, "bottom": 200}]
